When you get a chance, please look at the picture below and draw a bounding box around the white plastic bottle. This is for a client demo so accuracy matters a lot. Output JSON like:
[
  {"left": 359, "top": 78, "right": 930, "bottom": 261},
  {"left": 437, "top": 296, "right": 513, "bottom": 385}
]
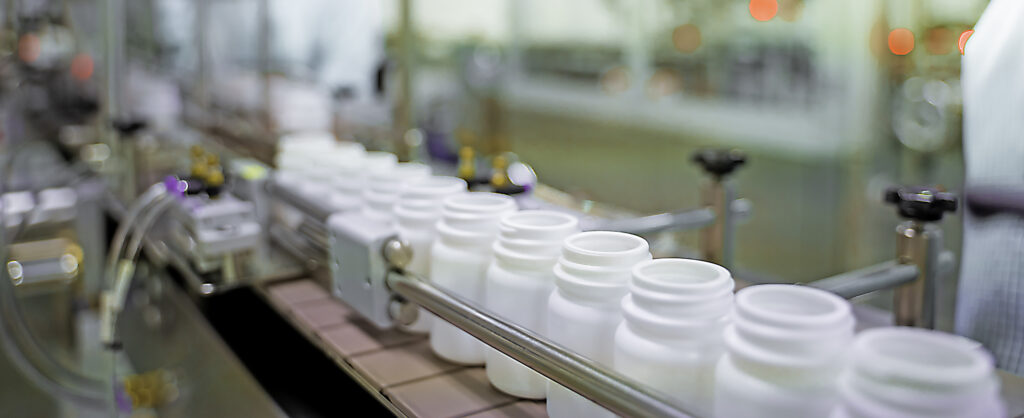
[
  {"left": 330, "top": 151, "right": 396, "bottom": 211},
  {"left": 394, "top": 176, "right": 468, "bottom": 333},
  {"left": 613, "top": 258, "right": 734, "bottom": 416},
  {"left": 714, "top": 284, "right": 855, "bottom": 418},
  {"left": 547, "top": 231, "right": 651, "bottom": 418},
  {"left": 833, "top": 327, "right": 1004, "bottom": 418},
  {"left": 361, "top": 162, "right": 431, "bottom": 224},
  {"left": 309, "top": 141, "right": 366, "bottom": 184},
  {"left": 274, "top": 131, "right": 335, "bottom": 189},
  {"left": 484, "top": 210, "right": 580, "bottom": 399},
  {"left": 273, "top": 134, "right": 359, "bottom": 228},
  {"left": 430, "top": 192, "right": 517, "bottom": 364},
  {"left": 275, "top": 131, "right": 335, "bottom": 181}
]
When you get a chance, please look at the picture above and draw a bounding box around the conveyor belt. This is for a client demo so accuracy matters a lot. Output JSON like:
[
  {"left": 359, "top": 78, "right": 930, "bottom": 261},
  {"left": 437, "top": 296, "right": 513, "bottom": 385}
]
[{"left": 259, "top": 279, "right": 548, "bottom": 418}]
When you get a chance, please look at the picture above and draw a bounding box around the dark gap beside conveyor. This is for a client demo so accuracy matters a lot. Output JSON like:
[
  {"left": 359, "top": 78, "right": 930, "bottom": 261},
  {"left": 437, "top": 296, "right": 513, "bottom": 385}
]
[{"left": 201, "top": 287, "right": 390, "bottom": 418}]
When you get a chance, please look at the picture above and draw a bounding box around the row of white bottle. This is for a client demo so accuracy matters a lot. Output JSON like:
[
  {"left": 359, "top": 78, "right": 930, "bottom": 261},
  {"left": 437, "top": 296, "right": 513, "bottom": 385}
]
[
  {"left": 275, "top": 131, "right": 368, "bottom": 194},
  {"left": 390, "top": 195, "right": 1006, "bottom": 418},
  {"left": 546, "top": 252, "right": 1005, "bottom": 418},
  {"left": 274, "top": 138, "right": 1004, "bottom": 417},
  {"left": 715, "top": 284, "right": 1004, "bottom": 418}
]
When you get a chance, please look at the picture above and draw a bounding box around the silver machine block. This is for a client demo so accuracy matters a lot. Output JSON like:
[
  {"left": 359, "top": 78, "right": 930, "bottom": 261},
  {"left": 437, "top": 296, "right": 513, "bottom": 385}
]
[{"left": 327, "top": 212, "right": 397, "bottom": 329}]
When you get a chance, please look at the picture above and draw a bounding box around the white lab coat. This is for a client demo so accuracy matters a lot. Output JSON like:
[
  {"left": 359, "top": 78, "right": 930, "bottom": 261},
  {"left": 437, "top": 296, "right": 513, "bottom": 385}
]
[{"left": 956, "top": 0, "right": 1024, "bottom": 374}]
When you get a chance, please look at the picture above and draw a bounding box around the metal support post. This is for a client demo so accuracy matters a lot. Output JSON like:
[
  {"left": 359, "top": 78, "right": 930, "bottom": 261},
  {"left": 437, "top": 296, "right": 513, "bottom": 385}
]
[
  {"left": 694, "top": 149, "right": 746, "bottom": 269},
  {"left": 884, "top": 186, "right": 957, "bottom": 328}
]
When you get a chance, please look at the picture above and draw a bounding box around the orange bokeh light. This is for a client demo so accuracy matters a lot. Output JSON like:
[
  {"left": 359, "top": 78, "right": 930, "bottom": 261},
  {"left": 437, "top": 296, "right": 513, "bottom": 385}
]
[
  {"left": 888, "top": 28, "right": 915, "bottom": 56},
  {"left": 672, "top": 24, "right": 702, "bottom": 53},
  {"left": 70, "top": 54, "right": 94, "bottom": 81},
  {"left": 600, "top": 66, "right": 630, "bottom": 95},
  {"left": 924, "top": 27, "right": 953, "bottom": 55},
  {"left": 17, "top": 34, "right": 40, "bottom": 63},
  {"left": 749, "top": 0, "right": 778, "bottom": 22},
  {"left": 959, "top": 30, "right": 974, "bottom": 55}
]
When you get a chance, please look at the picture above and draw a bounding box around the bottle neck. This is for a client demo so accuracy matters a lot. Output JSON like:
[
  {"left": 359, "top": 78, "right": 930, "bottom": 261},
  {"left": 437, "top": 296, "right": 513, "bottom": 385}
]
[
  {"left": 725, "top": 286, "right": 854, "bottom": 378},
  {"left": 492, "top": 232, "right": 565, "bottom": 271},
  {"left": 553, "top": 259, "right": 642, "bottom": 303},
  {"left": 552, "top": 284, "right": 624, "bottom": 307},
  {"left": 436, "top": 219, "right": 499, "bottom": 251},
  {"left": 395, "top": 204, "right": 442, "bottom": 231},
  {"left": 626, "top": 259, "right": 734, "bottom": 325},
  {"left": 620, "top": 293, "right": 731, "bottom": 341}
]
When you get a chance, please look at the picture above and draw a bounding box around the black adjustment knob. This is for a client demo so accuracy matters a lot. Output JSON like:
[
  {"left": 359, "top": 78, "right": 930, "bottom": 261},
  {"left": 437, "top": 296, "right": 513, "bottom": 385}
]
[
  {"left": 111, "top": 118, "right": 147, "bottom": 136},
  {"left": 692, "top": 149, "right": 747, "bottom": 178},
  {"left": 884, "top": 186, "right": 958, "bottom": 222}
]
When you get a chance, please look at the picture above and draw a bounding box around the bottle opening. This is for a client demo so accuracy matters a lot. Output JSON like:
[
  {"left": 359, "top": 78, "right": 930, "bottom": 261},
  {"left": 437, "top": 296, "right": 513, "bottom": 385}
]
[
  {"left": 362, "top": 152, "right": 398, "bottom": 171},
  {"left": 635, "top": 258, "right": 726, "bottom": 286},
  {"left": 445, "top": 192, "right": 515, "bottom": 212},
  {"left": 862, "top": 329, "right": 980, "bottom": 369},
  {"left": 738, "top": 285, "right": 848, "bottom": 322},
  {"left": 504, "top": 211, "right": 577, "bottom": 229},
  {"left": 566, "top": 231, "right": 647, "bottom": 254},
  {"left": 409, "top": 176, "right": 466, "bottom": 191}
]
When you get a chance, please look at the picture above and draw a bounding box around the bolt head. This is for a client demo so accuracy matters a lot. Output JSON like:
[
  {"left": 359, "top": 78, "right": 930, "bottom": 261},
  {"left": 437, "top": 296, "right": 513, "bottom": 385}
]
[
  {"left": 382, "top": 238, "right": 413, "bottom": 269},
  {"left": 7, "top": 261, "right": 23, "bottom": 285},
  {"left": 388, "top": 297, "right": 419, "bottom": 326}
]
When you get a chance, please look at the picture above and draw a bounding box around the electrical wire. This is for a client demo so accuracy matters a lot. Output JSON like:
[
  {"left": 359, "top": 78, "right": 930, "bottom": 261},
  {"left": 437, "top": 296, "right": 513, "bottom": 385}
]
[
  {"left": 102, "top": 186, "right": 172, "bottom": 347},
  {"left": 103, "top": 183, "right": 168, "bottom": 279}
]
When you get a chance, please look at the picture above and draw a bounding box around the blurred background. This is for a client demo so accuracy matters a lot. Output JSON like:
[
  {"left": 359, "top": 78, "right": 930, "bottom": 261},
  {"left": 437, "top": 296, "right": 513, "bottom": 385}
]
[
  {"left": 111, "top": 0, "right": 980, "bottom": 321},
  {"left": 0, "top": 0, "right": 998, "bottom": 416}
]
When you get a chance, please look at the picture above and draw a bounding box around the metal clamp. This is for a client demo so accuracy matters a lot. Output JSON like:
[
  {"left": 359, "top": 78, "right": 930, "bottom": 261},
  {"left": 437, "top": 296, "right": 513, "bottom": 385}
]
[
  {"left": 587, "top": 149, "right": 749, "bottom": 270},
  {"left": 808, "top": 186, "right": 957, "bottom": 329},
  {"left": 696, "top": 149, "right": 747, "bottom": 269}
]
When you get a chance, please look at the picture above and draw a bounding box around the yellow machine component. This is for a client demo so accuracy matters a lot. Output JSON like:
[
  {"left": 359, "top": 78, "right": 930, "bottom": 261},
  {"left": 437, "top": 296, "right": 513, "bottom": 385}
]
[
  {"left": 189, "top": 145, "right": 205, "bottom": 159},
  {"left": 239, "top": 163, "right": 268, "bottom": 181},
  {"left": 123, "top": 369, "right": 179, "bottom": 409},
  {"left": 457, "top": 146, "right": 476, "bottom": 181},
  {"left": 205, "top": 168, "right": 225, "bottom": 188},
  {"left": 189, "top": 145, "right": 210, "bottom": 178},
  {"left": 204, "top": 153, "right": 220, "bottom": 167},
  {"left": 490, "top": 154, "right": 509, "bottom": 188},
  {"left": 189, "top": 161, "right": 208, "bottom": 179},
  {"left": 189, "top": 146, "right": 226, "bottom": 194}
]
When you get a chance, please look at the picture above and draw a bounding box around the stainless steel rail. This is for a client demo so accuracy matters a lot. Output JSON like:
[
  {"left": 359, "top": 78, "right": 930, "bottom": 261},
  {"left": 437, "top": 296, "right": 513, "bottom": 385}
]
[
  {"left": 268, "top": 224, "right": 323, "bottom": 270},
  {"left": 583, "top": 199, "right": 751, "bottom": 238},
  {"left": 383, "top": 243, "right": 694, "bottom": 418},
  {"left": 264, "top": 179, "right": 331, "bottom": 263},
  {"left": 265, "top": 179, "right": 336, "bottom": 222},
  {"left": 806, "top": 251, "right": 955, "bottom": 303},
  {"left": 589, "top": 207, "right": 715, "bottom": 235},
  {"left": 807, "top": 261, "right": 918, "bottom": 299}
]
